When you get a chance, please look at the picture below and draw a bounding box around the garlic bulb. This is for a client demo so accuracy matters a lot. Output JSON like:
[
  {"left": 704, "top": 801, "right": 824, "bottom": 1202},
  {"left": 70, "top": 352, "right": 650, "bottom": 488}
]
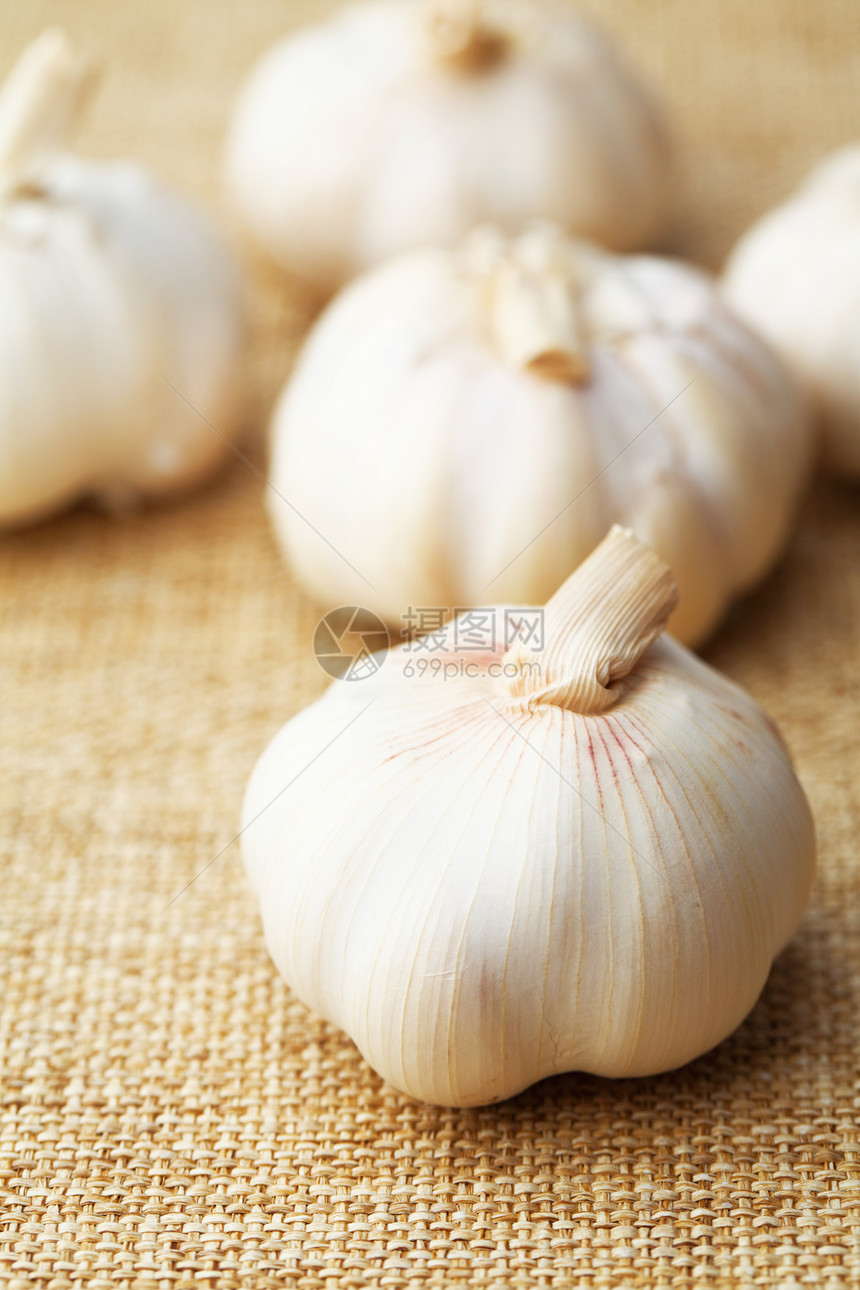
[
  {"left": 224, "top": 0, "right": 672, "bottom": 291},
  {"left": 724, "top": 146, "right": 860, "bottom": 478},
  {"left": 268, "top": 225, "right": 812, "bottom": 647},
  {"left": 241, "top": 527, "right": 815, "bottom": 1108},
  {"left": 0, "top": 31, "right": 245, "bottom": 527}
]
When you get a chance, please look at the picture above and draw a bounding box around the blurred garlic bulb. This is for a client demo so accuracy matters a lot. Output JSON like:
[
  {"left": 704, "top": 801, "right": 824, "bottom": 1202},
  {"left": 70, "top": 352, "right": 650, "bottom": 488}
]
[
  {"left": 268, "top": 225, "right": 812, "bottom": 647},
  {"left": 0, "top": 30, "right": 245, "bottom": 527},
  {"left": 224, "top": 0, "right": 672, "bottom": 291},
  {"left": 242, "top": 527, "right": 815, "bottom": 1108},
  {"left": 724, "top": 146, "right": 860, "bottom": 478}
]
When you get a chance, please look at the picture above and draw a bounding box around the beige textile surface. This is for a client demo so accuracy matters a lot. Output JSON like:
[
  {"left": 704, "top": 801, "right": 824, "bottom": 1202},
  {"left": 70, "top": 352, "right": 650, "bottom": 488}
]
[{"left": 1, "top": 1, "right": 860, "bottom": 1286}]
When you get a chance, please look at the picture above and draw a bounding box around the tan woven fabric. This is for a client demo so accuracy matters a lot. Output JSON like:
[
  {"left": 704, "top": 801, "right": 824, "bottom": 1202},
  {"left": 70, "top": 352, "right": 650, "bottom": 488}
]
[{"left": 2, "top": 1, "right": 860, "bottom": 1285}]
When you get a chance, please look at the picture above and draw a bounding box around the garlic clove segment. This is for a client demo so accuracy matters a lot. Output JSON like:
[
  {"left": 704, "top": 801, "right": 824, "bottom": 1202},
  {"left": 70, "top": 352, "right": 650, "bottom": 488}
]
[
  {"left": 241, "top": 527, "right": 816, "bottom": 1108},
  {"left": 0, "top": 31, "right": 246, "bottom": 527},
  {"left": 267, "top": 225, "right": 812, "bottom": 648},
  {"left": 224, "top": 0, "right": 673, "bottom": 291},
  {"left": 724, "top": 145, "right": 860, "bottom": 478}
]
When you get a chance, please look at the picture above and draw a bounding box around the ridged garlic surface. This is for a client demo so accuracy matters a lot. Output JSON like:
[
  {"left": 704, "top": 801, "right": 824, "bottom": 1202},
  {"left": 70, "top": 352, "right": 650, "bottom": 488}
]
[
  {"left": 268, "top": 226, "right": 812, "bottom": 647},
  {"left": 724, "top": 146, "right": 860, "bottom": 478},
  {"left": 224, "top": 0, "right": 672, "bottom": 291},
  {"left": 0, "top": 31, "right": 245, "bottom": 527},
  {"left": 241, "top": 528, "right": 815, "bottom": 1108}
]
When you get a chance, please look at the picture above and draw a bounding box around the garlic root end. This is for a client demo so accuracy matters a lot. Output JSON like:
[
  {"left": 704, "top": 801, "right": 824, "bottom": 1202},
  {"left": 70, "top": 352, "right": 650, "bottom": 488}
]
[
  {"left": 489, "top": 240, "right": 590, "bottom": 385},
  {"left": 0, "top": 29, "right": 93, "bottom": 189},
  {"left": 426, "top": 0, "right": 508, "bottom": 72},
  {"left": 505, "top": 526, "right": 678, "bottom": 713}
]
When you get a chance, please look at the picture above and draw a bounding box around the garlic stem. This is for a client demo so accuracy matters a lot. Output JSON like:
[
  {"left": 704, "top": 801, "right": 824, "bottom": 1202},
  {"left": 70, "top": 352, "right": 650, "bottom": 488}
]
[
  {"left": 491, "top": 253, "right": 590, "bottom": 383},
  {"left": 426, "top": 0, "right": 508, "bottom": 72},
  {"left": 505, "top": 526, "right": 678, "bottom": 713},
  {"left": 0, "top": 29, "right": 91, "bottom": 190}
]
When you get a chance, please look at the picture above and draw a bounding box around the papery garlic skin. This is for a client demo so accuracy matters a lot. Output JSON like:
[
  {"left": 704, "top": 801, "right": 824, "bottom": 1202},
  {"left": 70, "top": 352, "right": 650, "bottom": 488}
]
[
  {"left": 268, "top": 228, "right": 811, "bottom": 647},
  {"left": 0, "top": 31, "right": 245, "bottom": 527},
  {"left": 241, "top": 529, "right": 815, "bottom": 1108},
  {"left": 724, "top": 146, "right": 860, "bottom": 478},
  {"left": 224, "top": 0, "right": 672, "bottom": 291}
]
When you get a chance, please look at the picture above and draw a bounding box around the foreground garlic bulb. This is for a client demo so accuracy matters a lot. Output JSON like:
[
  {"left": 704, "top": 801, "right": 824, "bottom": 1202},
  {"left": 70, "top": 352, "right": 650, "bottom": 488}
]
[
  {"left": 268, "top": 226, "right": 811, "bottom": 647},
  {"left": 724, "top": 147, "right": 860, "bottom": 478},
  {"left": 225, "top": 0, "right": 672, "bottom": 291},
  {"left": 242, "top": 528, "right": 815, "bottom": 1107},
  {"left": 0, "top": 31, "right": 245, "bottom": 527}
]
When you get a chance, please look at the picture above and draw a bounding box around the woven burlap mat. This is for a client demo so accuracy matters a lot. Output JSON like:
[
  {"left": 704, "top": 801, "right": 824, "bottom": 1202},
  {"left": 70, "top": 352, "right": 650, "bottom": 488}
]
[{"left": 1, "top": 2, "right": 859, "bottom": 1286}]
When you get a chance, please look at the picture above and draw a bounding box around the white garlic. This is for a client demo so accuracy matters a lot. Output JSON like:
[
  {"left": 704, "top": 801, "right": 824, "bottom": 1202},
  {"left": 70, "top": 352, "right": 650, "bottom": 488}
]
[
  {"left": 724, "top": 146, "right": 860, "bottom": 478},
  {"left": 267, "top": 225, "right": 812, "bottom": 647},
  {"left": 0, "top": 30, "right": 245, "bottom": 527},
  {"left": 224, "top": 0, "right": 672, "bottom": 291},
  {"left": 241, "top": 527, "right": 815, "bottom": 1108}
]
